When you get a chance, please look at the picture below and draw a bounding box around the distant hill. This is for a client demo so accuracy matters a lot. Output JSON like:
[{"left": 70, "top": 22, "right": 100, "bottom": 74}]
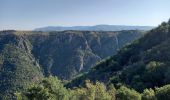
[{"left": 34, "top": 25, "right": 154, "bottom": 31}]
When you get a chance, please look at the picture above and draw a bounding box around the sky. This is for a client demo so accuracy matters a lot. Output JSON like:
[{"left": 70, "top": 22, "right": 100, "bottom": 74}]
[{"left": 0, "top": 0, "right": 170, "bottom": 30}]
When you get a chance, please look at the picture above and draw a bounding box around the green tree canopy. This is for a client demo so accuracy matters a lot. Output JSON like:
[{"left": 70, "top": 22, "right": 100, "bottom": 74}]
[{"left": 116, "top": 86, "right": 141, "bottom": 100}]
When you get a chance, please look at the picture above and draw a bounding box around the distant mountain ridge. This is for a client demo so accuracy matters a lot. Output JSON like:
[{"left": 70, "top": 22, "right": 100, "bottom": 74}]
[{"left": 35, "top": 25, "right": 154, "bottom": 31}]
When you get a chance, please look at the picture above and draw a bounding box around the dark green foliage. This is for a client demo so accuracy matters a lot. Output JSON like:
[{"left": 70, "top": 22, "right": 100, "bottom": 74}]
[
  {"left": 117, "top": 61, "right": 166, "bottom": 92},
  {"left": 168, "top": 19, "right": 170, "bottom": 24},
  {"left": 0, "top": 33, "right": 43, "bottom": 99},
  {"left": 21, "top": 76, "right": 70, "bottom": 100}
]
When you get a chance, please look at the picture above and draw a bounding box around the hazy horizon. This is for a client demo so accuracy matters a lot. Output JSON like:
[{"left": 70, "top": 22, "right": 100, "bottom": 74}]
[{"left": 1, "top": 0, "right": 170, "bottom": 30}]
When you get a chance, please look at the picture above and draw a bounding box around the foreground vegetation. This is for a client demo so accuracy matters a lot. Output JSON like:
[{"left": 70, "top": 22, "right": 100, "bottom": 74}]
[{"left": 17, "top": 76, "right": 170, "bottom": 100}]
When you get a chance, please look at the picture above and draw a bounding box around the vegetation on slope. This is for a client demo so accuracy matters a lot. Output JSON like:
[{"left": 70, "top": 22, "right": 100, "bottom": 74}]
[
  {"left": 0, "top": 31, "right": 43, "bottom": 99},
  {"left": 68, "top": 20, "right": 170, "bottom": 92}
]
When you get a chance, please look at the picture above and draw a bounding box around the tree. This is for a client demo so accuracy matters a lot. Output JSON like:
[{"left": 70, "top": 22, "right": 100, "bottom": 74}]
[
  {"left": 161, "top": 22, "right": 167, "bottom": 27},
  {"left": 41, "top": 76, "right": 69, "bottom": 100},
  {"left": 24, "top": 85, "right": 50, "bottom": 100},
  {"left": 141, "top": 88, "right": 156, "bottom": 100},
  {"left": 116, "top": 86, "right": 141, "bottom": 100},
  {"left": 168, "top": 19, "right": 170, "bottom": 25},
  {"left": 94, "top": 82, "right": 111, "bottom": 100},
  {"left": 155, "top": 84, "right": 170, "bottom": 100},
  {"left": 19, "top": 76, "right": 70, "bottom": 100},
  {"left": 70, "top": 80, "right": 113, "bottom": 100},
  {"left": 107, "top": 84, "right": 116, "bottom": 100}
]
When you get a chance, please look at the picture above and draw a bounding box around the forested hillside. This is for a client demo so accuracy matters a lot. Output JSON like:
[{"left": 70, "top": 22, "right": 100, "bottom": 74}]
[
  {"left": 68, "top": 20, "right": 170, "bottom": 93},
  {"left": 0, "top": 31, "right": 43, "bottom": 99},
  {"left": 0, "top": 30, "right": 143, "bottom": 99}
]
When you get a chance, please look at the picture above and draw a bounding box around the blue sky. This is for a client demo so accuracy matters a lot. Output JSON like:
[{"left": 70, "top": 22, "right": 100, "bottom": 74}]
[{"left": 0, "top": 0, "right": 170, "bottom": 30}]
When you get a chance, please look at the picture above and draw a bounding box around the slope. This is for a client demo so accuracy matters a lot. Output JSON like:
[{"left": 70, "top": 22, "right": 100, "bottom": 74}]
[
  {"left": 68, "top": 20, "right": 170, "bottom": 92},
  {"left": 0, "top": 31, "right": 43, "bottom": 99}
]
